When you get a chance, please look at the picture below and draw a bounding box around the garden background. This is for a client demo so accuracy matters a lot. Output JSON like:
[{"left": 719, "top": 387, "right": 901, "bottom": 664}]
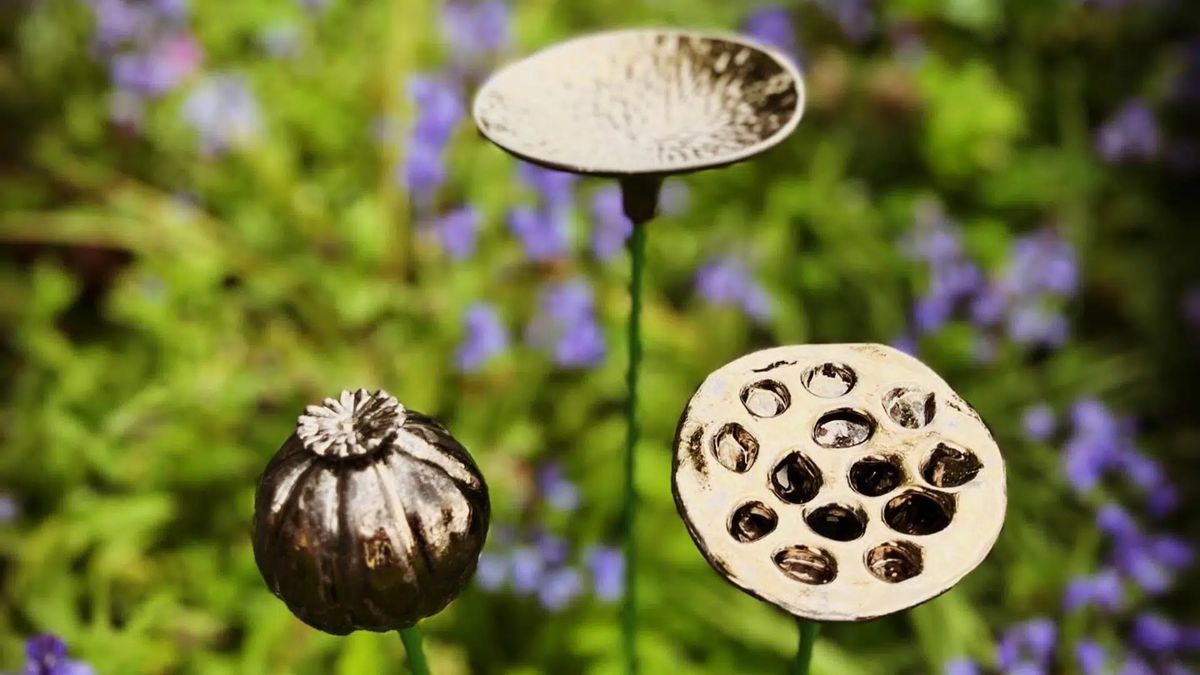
[{"left": 2, "top": 0, "right": 1200, "bottom": 673}]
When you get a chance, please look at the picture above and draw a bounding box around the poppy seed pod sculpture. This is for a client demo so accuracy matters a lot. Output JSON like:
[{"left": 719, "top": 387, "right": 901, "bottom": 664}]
[
  {"left": 252, "top": 389, "right": 489, "bottom": 635},
  {"left": 672, "top": 344, "right": 1006, "bottom": 622}
]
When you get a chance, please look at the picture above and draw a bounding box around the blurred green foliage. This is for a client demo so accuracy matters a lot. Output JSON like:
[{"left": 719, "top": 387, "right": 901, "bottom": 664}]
[{"left": 2, "top": 0, "right": 1199, "bottom": 673}]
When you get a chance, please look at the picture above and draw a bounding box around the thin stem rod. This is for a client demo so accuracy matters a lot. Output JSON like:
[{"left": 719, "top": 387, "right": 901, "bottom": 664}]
[
  {"left": 399, "top": 625, "right": 431, "bottom": 675},
  {"left": 791, "top": 619, "right": 819, "bottom": 675},
  {"left": 621, "top": 217, "right": 648, "bottom": 675}
]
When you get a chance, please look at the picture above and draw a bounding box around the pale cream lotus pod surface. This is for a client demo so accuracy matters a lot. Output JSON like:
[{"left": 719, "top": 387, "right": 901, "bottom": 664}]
[{"left": 672, "top": 343, "right": 1007, "bottom": 621}]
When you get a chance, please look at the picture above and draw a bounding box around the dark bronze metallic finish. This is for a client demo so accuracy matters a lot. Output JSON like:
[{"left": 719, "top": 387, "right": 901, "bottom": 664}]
[
  {"left": 252, "top": 389, "right": 489, "bottom": 635},
  {"left": 472, "top": 28, "right": 804, "bottom": 178}
]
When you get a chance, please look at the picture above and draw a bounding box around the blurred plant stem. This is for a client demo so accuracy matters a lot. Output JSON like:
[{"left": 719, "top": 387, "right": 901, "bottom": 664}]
[
  {"left": 791, "top": 619, "right": 819, "bottom": 675},
  {"left": 399, "top": 625, "right": 431, "bottom": 675}
]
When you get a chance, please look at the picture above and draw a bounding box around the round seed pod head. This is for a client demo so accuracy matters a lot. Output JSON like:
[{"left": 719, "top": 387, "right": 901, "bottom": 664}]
[
  {"left": 472, "top": 28, "right": 804, "bottom": 178},
  {"left": 252, "top": 389, "right": 489, "bottom": 634},
  {"left": 672, "top": 344, "right": 1006, "bottom": 622}
]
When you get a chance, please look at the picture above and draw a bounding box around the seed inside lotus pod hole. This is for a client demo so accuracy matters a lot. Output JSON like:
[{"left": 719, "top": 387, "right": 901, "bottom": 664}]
[
  {"left": 801, "top": 362, "right": 856, "bottom": 398},
  {"left": 813, "top": 409, "right": 875, "bottom": 448},
  {"left": 805, "top": 503, "right": 867, "bottom": 541},
  {"left": 883, "top": 387, "right": 936, "bottom": 429},
  {"left": 884, "top": 489, "right": 955, "bottom": 536},
  {"left": 774, "top": 545, "right": 837, "bottom": 585},
  {"left": 728, "top": 501, "right": 778, "bottom": 543},
  {"left": 712, "top": 423, "right": 759, "bottom": 472},
  {"left": 741, "top": 380, "right": 790, "bottom": 418},
  {"left": 866, "top": 541, "right": 923, "bottom": 583},
  {"left": 849, "top": 456, "right": 905, "bottom": 497},
  {"left": 770, "top": 451, "right": 822, "bottom": 504},
  {"left": 921, "top": 443, "right": 982, "bottom": 488}
]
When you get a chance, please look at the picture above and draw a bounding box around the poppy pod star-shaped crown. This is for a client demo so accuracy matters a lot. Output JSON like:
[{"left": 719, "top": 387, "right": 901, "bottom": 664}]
[{"left": 672, "top": 344, "right": 1007, "bottom": 622}]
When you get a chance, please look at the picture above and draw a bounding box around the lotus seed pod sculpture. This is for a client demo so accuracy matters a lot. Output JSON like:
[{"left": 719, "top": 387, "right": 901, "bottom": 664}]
[
  {"left": 252, "top": 389, "right": 489, "bottom": 635},
  {"left": 672, "top": 344, "right": 1006, "bottom": 621}
]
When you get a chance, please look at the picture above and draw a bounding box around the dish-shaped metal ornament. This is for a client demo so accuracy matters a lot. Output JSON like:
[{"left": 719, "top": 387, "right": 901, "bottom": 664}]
[
  {"left": 253, "top": 389, "right": 489, "bottom": 635},
  {"left": 473, "top": 28, "right": 804, "bottom": 179},
  {"left": 672, "top": 344, "right": 1006, "bottom": 622}
]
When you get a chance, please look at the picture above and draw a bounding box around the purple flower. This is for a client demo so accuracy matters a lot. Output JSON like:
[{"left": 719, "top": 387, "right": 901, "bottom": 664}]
[
  {"left": 0, "top": 493, "right": 19, "bottom": 522},
  {"left": 1133, "top": 614, "right": 1181, "bottom": 653},
  {"left": 508, "top": 207, "right": 569, "bottom": 261},
  {"left": 1095, "top": 100, "right": 1159, "bottom": 162},
  {"left": 891, "top": 333, "right": 918, "bottom": 356},
  {"left": 455, "top": 302, "right": 508, "bottom": 373},
  {"left": 25, "top": 634, "right": 95, "bottom": 675},
  {"left": 181, "top": 73, "right": 262, "bottom": 156},
  {"left": 1076, "top": 641, "right": 1107, "bottom": 675},
  {"left": 536, "top": 463, "right": 580, "bottom": 512},
  {"left": 510, "top": 546, "right": 545, "bottom": 595},
  {"left": 436, "top": 206, "right": 480, "bottom": 260},
  {"left": 589, "top": 186, "right": 630, "bottom": 260},
  {"left": 1022, "top": 404, "right": 1056, "bottom": 442},
  {"left": 440, "top": 0, "right": 510, "bottom": 62},
  {"left": 400, "top": 140, "right": 447, "bottom": 203},
  {"left": 695, "top": 256, "right": 771, "bottom": 322},
  {"left": 409, "top": 75, "right": 464, "bottom": 149},
  {"left": 742, "top": 6, "right": 800, "bottom": 60},
  {"left": 1096, "top": 503, "right": 1139, "bottom": 541},
  {"left": 1063, "top": 568, "right": 1123, "bottom": 612},
  {"left": 1005, "top": 230, "right": 1079, "bottom": 298},
  {"left": 814, "top": 0, "right": 875, "bottom": 44},
  {"left": 585, "top": 546, "right": 624, "bottom": 601},
  {"left": 110, "top": 34, "right": 201, "bottom": 96},
  {"left": 518, "top": 162, "right": 577, "bottom": 210},
  {"left": 533, "top": 532, "right": 570, "bottom": 567},
  {"left": 996, "top": 619, "right": 1057, "bottom": 670},
  {"left": 525, "top": 280, "right": 606, "bottom": 368},
  {"left": 88, "top": 0, "right": 151, "bottom": 49},
  {"left": 942, "top": 659, "right": 980, "bottom": 675},
  {"left": 1006, "top": 304, "right": 1068, "bottom": 347},
  {"left": 475, "top": 551, "right": 508, "bottom": 590},
  {"left": 537, "top": 566, "right": 583, "bottom": 611}
]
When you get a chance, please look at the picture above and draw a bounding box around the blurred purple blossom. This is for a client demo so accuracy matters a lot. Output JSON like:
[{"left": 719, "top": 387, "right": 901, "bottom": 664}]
[
  {"left": 409, "top": 75, "right": 465, "bottom": 148},
  {"left": 536, "top": 463, "right": 580, "bottom": 512},
  {"left": 441, "top": 0, "right": 510, "bottom": 62},
  {"left": 474, "top": 551, "right": 508, "bottom": 591},
  {"left": 518, "top": 163, "right": 578, "bottom": 210},
  {"left": 1004, "top": 230, "right": 1079, "bottom": 298},
  {"left": 1076, "top": 640, "right": 1107, "bottom": 675},
  {"left": 436, "top": 206, "right": 480, "bottom": 260},
  {"left": 508, "top": 207, "right": 569, "bottom": 261},
  {"left": 1006, "top": 304, "right": 1069, "bottom": 347},
  {"left": 181, "top": 73, "right": 263, "bottom": 156},
  {"left": 942, "top": 659, "right": 980, "bottom": 675},
  {"left": 585, "top": 546, "right": 624, "bottom": 601},
  {"left": 996, "top": 619, "right": 1057, "bottom": 671},
  {"left": 589, "top": 186, "right": 629, "bottom": 260},
  {"left": 1064, "top": 568, "right": 1123, "bottom": 612},
  {"left": 537, "top": 567, "right": 583, "bottom": 611},
  {"left": 1022, "top": 404, "right": 1056, "bottom": 442},
  {"left": 533, "top": 532, "right": 570, "bottom": 567},
  {"left": 110, "top": 34, "right": 201, "bottom": 96},
  {"left": 509, "top": 545, "right": 545, "bottom": 594},
  {"left": 25, "top": 634, "right": 95, "bottom": 675},
  {"left": 0, "top": 493, "right": 19, "bottom": 522},
  {"left": 401, "top": 141, "right": 448, "bottom": 204},
  {"left": 1096, "top": 100, "right": 1159, "bottom": 162},
  {"left": 695, "top": 256, "right": 771, "bottom": 322},
  {"left": 742, "top": 5, "right": 800, "bottom": 61},
  {"left": 525, "top": 280, "right": 606, "bottom": 368},
  {"left": 814, "top": 0, "right": 875, "bottom": 44},
  {"left": 455, "top": 302, "right": 507, "bottom": 373}
]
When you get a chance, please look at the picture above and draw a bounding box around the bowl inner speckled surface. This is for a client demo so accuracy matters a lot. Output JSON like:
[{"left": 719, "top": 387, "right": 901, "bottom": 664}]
[{"left": 473, "top": 29, "right": 804, "bottom": 177}]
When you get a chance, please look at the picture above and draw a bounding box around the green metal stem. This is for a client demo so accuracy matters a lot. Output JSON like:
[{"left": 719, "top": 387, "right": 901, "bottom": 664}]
[
  {"left": 399, "top": 625, "right": 431, "bottom": 675},
  {"left": 791, "top": 619, "right": 819, "bottom": 675},
  {"left": 622, "top": 219, "right": 647, "bottom": 675}
]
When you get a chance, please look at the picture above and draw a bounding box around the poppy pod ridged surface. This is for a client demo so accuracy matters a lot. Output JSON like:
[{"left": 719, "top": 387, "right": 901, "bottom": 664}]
[
  {"left": 672, "top": 344, "right": 1007, "bottom": 622},
  {"left": 252, "top": 389, "right": 489, "bottom": 635}
]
